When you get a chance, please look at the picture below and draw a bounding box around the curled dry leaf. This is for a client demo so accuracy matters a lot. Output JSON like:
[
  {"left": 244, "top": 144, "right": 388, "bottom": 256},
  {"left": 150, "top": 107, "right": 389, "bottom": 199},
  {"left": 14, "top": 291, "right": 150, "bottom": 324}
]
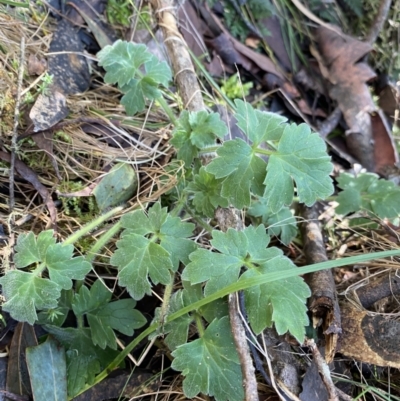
[
  {"left": 0, "top": 151, "right": 57, "bottom": 225},
  {"left": 314, "top": 27, "right": 397, "bottom": 172}
]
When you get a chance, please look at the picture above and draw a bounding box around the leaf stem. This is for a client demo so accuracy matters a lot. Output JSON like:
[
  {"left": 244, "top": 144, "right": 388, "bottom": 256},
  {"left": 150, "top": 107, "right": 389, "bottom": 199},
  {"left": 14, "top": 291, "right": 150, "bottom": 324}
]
[
  {"left": 63, "top": 206, "right": 123, "bottom": 246},
  {"left": 85, "top": 222, "right": 122, "bottom": 263},
  {"left": 254, "top": 147, "right": 274, "bottom": 156},
  {"left": 158, "top": 272, "right": 174, "bottom": 331},
  {"left": 198, "top": 146, "right": 220, "bottom": 155}
]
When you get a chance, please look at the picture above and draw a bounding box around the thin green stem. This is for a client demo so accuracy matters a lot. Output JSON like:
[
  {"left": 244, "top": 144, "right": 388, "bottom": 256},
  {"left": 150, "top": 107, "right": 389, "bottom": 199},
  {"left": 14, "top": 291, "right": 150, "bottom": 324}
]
[
  {"left": 183, "top": 206, "right": 214, "bottom": 234},
  {"left": 63, "top": 206, "right": 123, "bottom": 246},
  {"left": 71, "top": 248, "right": 400, "bottom": 398},
  {"left": 198, "top": 146, "right": 220, "bottom": 155},
  {"left": 158, "top": 273, "right": 174, "bottom": 331},
  {"left": 186, "top": 48, "right": 236, "bottom": 111},
  {"left": 254, "top": 147, "right": 273, "bottom": 156},
  {"left": 0, "top": 0, "right": 29, "bottom": 6},
  {"left": 85, "top": 222, "right": 122, "bottom": 264},
  {"left": 194, "top": 312, "right": 205, "bottom": 337},
  {"left": 157, "top": 96, "right": 177, "bottom": 125},
  {"left": 76, "top": 314, "right": 84, "bottom": 329}
]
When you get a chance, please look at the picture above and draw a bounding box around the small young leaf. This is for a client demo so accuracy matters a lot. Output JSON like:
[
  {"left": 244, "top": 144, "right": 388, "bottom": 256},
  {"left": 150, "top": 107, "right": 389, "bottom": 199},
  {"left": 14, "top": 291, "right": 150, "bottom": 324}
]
[
  {"left": 248, "top": 197, "right": 298, "bottom": 245},
  {"left": 171, "top": 316, "right": 244, "bottom": 401},
  {"left": 170, "top": 110, "right": 228, "bottom": 165},
  {"left": 97, "top": 40, "right": 172, "bottom": 115},
  {"left": 37, "top": 289, "right": 74, "bottom": 326},
  {"left": 186, "top": 167, "right": 229, "bottom": 217},
  {"left": 336, "top": 172, "right": 400, "bottom": 219},
  {"left": 72, "top": 280, "right": 146, "bottom": 349},
  {"left": 264, "top": 123, "right": 333, "bottom": 213}
]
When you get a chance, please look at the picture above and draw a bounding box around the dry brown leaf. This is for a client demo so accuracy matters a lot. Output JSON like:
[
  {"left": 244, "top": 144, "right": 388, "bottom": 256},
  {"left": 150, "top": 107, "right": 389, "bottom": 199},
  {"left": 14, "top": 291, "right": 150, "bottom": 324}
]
[
  {"left": 315, "top": 27, "right": 397, "bottom": 172},
  {"left": 27, "top": 54, "right": 46, "bottom": 76}
]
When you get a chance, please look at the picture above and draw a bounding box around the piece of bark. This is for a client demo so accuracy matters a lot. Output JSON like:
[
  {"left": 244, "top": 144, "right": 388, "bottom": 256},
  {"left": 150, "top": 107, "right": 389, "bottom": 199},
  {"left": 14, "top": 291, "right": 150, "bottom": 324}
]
[
  {"left": 354, "top": 271, "right": 400, "bottom": 309},
  {"left": 339, "top": 300, "right": 400, "bottom": 368},
  {"left": 299, "top": 204, "right": 341, "bottom": 363}
]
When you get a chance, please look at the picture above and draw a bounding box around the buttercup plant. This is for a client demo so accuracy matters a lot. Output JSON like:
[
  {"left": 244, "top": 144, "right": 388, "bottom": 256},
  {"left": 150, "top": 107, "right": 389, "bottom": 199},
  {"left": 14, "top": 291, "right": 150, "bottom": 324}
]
[{"left": 2, "top": 40, "right": 400, "bottom": 400}]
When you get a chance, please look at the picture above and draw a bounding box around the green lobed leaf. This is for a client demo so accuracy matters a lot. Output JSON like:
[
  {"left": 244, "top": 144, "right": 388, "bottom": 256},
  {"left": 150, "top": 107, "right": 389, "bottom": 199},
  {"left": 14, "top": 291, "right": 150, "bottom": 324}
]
[
  {"left": 186, "top": 167, "right": 229, "bottom": 217},
  {"left": 170, "top": 110, "right": 228, "bottom": 165},
  {"left": 159, "top": 214, "right": 198, "bottom": 269},
  {"left": 263, "top": 123, "right": 333, "bottom": 213},
  {"left": 182, "top": 225, "right": 310, "bottom": 340},
  {"left": 0, "top": 231, "right": 91, "bottom": 324},
  {"left": 183, "top": 225, "right": 272, "bottom": 296},
  {"left": 143, "top": 56, "right": 173, "bottom": 89},
  {"left": 97, "top": 40, "right": 172, "bottom": 115},
  {"left": 14, "top": 230, "right": 55, "bottom": 267},
  {"left": 234, "top": 99, "right": 287, "bottom": 143},
  {"left": 111, "top": 234, "right": 173, "bottom": 300},
  {"left": 248, "top": 197, "right": 298, "bottom": 245},
  {"left": 336, "top": 172, "right": 400, "bottom": 219},
  {"left": 120, "top": 202, "right": 167, "bottom": 235},
  {"left": 120, "top": 80, "right": 144, "bottom": 115},
  {"left": 97, "top": 40, "right": 152, "bottom": 87},
  {"left": 0, "top": 271, "right": 60, "bottom": 325},
  {"left": 72, "top": 280, "right": 146, "bottom": 349},
  {"left": 171, "top": 316, "right": 244, "bottom": 401},
  {"left": 241, "top": 260, "right": 310, "bottom": 342},
  {"left": 205, "top": 138, "right": 267, "bottom": 208},
  {"left": 111, "top": 203, "right": 196, "bottom": 299},
  {"left": 44, "top": 244, "right": 92, "bottom": 290}
]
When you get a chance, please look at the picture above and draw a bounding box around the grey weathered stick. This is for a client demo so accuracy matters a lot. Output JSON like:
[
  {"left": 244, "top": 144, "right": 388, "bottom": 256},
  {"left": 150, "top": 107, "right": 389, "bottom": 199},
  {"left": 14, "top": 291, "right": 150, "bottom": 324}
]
[
  {"left": 299, "top": 204, "right": 341, "bottom": 363},
  {"left": 10, "top": 36, "right": 25, "bottom": 212},
  {"left": 365, "top": 0, "right": 392, "bottom": 45},
  {"left": 152, "top": 1, "right": 259, "bottom": 399},
  {"left": 305, "top": 339, "right": 339, "bottom": 401}
]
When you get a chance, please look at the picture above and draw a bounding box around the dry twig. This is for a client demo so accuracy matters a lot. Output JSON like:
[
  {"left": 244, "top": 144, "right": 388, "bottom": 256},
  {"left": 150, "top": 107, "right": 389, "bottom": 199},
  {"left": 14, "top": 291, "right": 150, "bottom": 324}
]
[{"left": 152, "top": 1, "right": 258, "bottom": 399}]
